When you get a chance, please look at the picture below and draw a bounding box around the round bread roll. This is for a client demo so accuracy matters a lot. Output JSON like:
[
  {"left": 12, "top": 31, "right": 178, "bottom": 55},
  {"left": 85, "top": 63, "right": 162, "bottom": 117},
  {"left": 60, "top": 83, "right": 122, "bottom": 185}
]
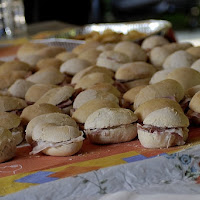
[
  {"left": 0, "top": 96, "right": 27, "bottom": 112},
  {"left": 60, "top": 58, "right": 91, "bottom": 76},
  {"left": 74, "top": 72, "right": 114, "bottom": 90},
  {"left": 149, "top": 46, "right": 172, "bottom": 69},
  {"left": 55, "top": 51, "right": 77, "bottom": 62},
  {"left": 72, "top": 40, "right": 100, "bottom": 55},
  {"left": 123, "top": 78, "right": 150, "bottom": 90},
  {"left": 115, "top": 62, "right": 156, "bottom": 82},
  {"left": 0, "top": 60, "right": 31, "bottom": 74},
  {"left": 8, "top": 79, "right": 34, "bottom": 99},
  {"left": 191, "top": 58, "right": 200, "bottom": 72},
  {"left": 21, "top": 103, "right": 62, "bottom": 125},
  {"left": 36, "top": 58, "right": 62, "bottom": 70},
  {"left": 163, "top": 42, "right": 193, "bottom": 52},
  {"left": 85, "top": 108, "right": 138, "bottom": 144},
  {"left": 0, "top": 112, "right": 24, "bottom": 145},
  {"left": 189, "top": 91, "right": 200, "bottom": 113},
  {"left": 137, "top": 107, "right": 189, "bottom": 148},
  {"left": 25, "top": 83, "right": 58, "bottom": 103},
  {"left": 141, "top": 35, "right": 169, "bottom": 50},
  {"left": 72, "top": 99, "right": 119, "bottom": 124},
  {"left": 89, "top": 83, "right": 121, "bottom": 98},
  {"left": 78, "top": 48, "right": 100, "bottom": 65},
  {"left": 167, "top": 67, "right": 200, "bottom": 91},
  {"left": 35, "top": 86, "right": 74, "bottom": 106},
  {"left": 96, "top": 50, "right": 130, "bottom": 72},
  {"left": 26, "top": 112, "right": 78, "bottom": 145},
  {"left": 114, "top": 41, "right": 147, "bottom": 61},
  {"left": 26, "top": 67, "right": 65, "bottom": 85},
  {"left": 73, "top": 89, "right": 119, "bottom": 109},
  {"left": 134, "top": 98, "right": 184, "bottom": 122},
  {"left": 0, "top": 70, "right": 31, "bottom": 90},
  {"left": 71, "top": 65, "right": 114, "bottom": 85},
  {"left": 134, "top": 79, "right": 184, "bottom": 110},
  {"left": 163, "top": 50, "right": 197, "bottom": 69},
  {"left": 149, "top": 69, "right": 172, "bottom": 84},
  {"left": 30, "top": 123, "right": 84, "bottom": 156},
  {"left": 0, "top": 127, "right": 16, "bottom": 163},
  {"left": 36, "top": 46, "right": 66, "bottom": 58},
  {"left": 186, "top": 46, "right": 200, "bottom": 58}
]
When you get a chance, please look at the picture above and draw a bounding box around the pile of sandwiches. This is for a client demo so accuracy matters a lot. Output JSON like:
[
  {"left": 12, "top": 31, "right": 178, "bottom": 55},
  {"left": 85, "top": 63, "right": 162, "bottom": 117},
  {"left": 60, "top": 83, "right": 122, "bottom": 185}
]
[{"left": 1, "top": 34, "right": 200, "bottom": 163}]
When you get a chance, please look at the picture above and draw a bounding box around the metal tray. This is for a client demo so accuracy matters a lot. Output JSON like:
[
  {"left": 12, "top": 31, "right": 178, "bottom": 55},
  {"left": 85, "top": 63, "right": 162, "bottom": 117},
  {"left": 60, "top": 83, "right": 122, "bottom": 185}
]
[{"left": 53, "top": 19, "right": 172, "bottom": 41}]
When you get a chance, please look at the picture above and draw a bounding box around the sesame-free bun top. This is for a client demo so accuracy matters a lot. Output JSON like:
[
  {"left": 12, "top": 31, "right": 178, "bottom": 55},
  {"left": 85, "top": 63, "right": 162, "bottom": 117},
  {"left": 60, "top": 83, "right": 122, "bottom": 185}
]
[
  {"left": 186, "top": 46, "right": 200, "bottom": 58},
  {"left": 73, "top": 89, "right": 119, "bottom": 109},
  {"left": 72, "top": 99, "right": 119, "bottom": 124},
  {"left": 96, "top": 50, "right": 130, "bottom": 72},
  {"left": 149, "top": 69, "right": 173, "bottom": 84},
  {"left": 71, "top": 66, "right": 114, "bottom": 84},
  {"left": 60, "top": 58, "right": 91, "bottom": 76},
  {"left": 0, "top": 127, "right": 16, "bottom": 163},
  {"left": 21, "top": 103, "right": 62, "bottom": 125},
  {"left": 134, "top": 98, "right": 184, "bottom": 122},
  {"left": 8, "top": 79, "right": 34, "bottom": 99},
  {"left": 167, "top": 67, "right": 200, "bottom": 90},
  {"left": 96, "top": 43, "right": 116, "bottom": 52},
  {"left": 25, "top": 83, "right": 58, "bottom": 103},
  {"left": 85, "top": 107, "right": 138, "bottom": 129},
  {"left": 143, "top": 107, "right": 189, "bottom": 128},
  {"left": 36, "top": 58, "right": 62, "bottom": 70},
  {"left": 115, "top": 62, "right": 156, "bottom": 81},
  {"left": 163, "top": 50, "right": 197, "bottom": 69},
  {"left": 123, "top": 85, "right": 147, "bottom": 104},
  {"left": 114, "top": 41, "right": 147, "bottom": 61},
  {"left": 0, "top": 96, "right": 27, "bottom": 112},
  {"left": 191, "top": 58, "right": 200, "bottom": 72},
  {"left": 189, "top": 91, "right": 200, "bottom": 113},
  {"left": 141, "top": 35, "right": 169, "bottom": 50},
  {"left": 36, "top": 86, "right": 74, "bottom": 105},
  {"left": 74, "top": 72, "right": 114, "bottom": 90},
  {"left": 26, "top": 112, "right": 78, "bottom": 144},
  {"left": 55, "top": 51, "right": 77, "bottom": 62},
  {"left": 134, "top": 79, "right": 184, "bottom": 110},
  {"left": 186, "top": 85, "right": 200, "bottom": 98},
  {"left": 0, "top": 60, "right": 31, "bottom": 74},
  {"left": 89, "top": 83, "right": 121, "bottom": 98},
  {"left": 78, "top": 48, "right": 101, "bottom": 65},
  {"left": 0, "top": 112, "right": 21, "bottom": 129},
  {"left": 26, "top": 67, "right": 65, "bottom": 84}
]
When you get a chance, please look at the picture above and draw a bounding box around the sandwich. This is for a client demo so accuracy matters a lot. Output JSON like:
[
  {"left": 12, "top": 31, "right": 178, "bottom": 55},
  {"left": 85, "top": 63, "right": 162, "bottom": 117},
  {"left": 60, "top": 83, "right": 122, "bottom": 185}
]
[
  {"left": 8, "top": 79, "right": 34, "bottom": 99},
  {"left": 0, "top": 127, "right": 16, "bottom": 163},
  {"left": 55, "top": 51, "right": 77, "bottom": 62},
  {"left": 0, "top": 96, "right": 27, "bottom": 115},
  {"left": 186, "top": 46, "right": 200, "bottom": 58},
  {"left": 36, "top": 58, "right": 63, "bottom": 70},
  {"left": 26, "top": 113, "right": 84, "bottom": 156},
  {"left": 134, "top": 98, "right": 189, "bottom": 148},
  {"left": 26, "top": 67, "right": 65, "bottom": 85},
  {"left": 71, "top": 65, "right": 114, "bottom": 85},
  {"left": 191, "top": 58, "right": 200, "bottom": 73},
  {"left": 134, "top": 79, "right": 184, "bottom": 110},
  {"left": 25, "top": 83, "right": 58, "bottom": 104},
  {"left": 96, "top": 50, "right": 130, "bottom": 72},
  {"left": 187, "top": 91, "right": 200, "bottom": 124},
  {"left": 35, "top": 86, "right": 75, "bottom": 114},
  {"left": 84, "top": 108, "right": 138, "bottom": 144},
  {"left": 60, "top": 58, "right": 91, "bottom": 76},
  {"left": 114, "top": 41, "right": 147, "bottom": 61},
  {"left": 163, "top": 50, "right": 197, "bottom": 69},
  {"left": 20, "top": 103, "right": 62, "bottom": 125},
  {"left": 74, "top": 72, "right": 114, "bottom": 90},
  {"left": 0, "top": 112, "right": 24, "bottom": 145},
  {"left": 149, "top": 69, "right": 172, "bottom": 84},
  {"left": 141, "top": 35, "right": 169, "bottom": 51},
  {"left": 167, "top": 67, "right": 200, "bottom": 90}
]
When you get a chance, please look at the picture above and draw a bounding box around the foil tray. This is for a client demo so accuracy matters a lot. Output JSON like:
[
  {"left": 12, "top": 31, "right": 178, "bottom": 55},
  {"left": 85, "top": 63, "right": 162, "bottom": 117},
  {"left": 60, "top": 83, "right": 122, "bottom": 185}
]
[{"left": 53, "top": 19, "right": 172, "bottom": 40}]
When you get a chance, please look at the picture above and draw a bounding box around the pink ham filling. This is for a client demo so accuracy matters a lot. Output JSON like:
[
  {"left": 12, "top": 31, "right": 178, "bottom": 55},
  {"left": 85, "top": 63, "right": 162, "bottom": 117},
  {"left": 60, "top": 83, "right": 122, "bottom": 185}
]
[
  {"left": 30, "top": 132, "right": 84, "bottom": 155},
  {"left": 137, "top": 123, "right": 186, "bottom": 145}
]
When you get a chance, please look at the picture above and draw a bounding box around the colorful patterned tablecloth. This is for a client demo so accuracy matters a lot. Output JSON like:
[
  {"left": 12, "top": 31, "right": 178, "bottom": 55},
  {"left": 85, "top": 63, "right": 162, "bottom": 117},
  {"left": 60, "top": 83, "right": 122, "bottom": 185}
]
[{"left": 0, "top": 127, "right": 200, "bottom": 197}]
